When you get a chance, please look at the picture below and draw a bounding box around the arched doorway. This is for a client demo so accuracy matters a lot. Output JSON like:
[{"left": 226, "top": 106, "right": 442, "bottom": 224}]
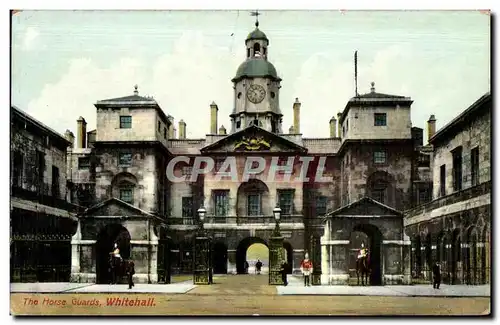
[
  {"left": 95, "top": 224, "right": 131, "bottom": 284},
  {"left": 350, "top": 223, "right": 383, "bottom": 285},
  {"left": 236, "top": 237, "right": 268, "bottom": 274},
  {"left": 213, "top": 242, "right": 228, "bottom": 274}
]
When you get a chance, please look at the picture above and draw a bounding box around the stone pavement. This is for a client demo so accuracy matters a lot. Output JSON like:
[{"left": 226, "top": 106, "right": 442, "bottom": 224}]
[
  {"left": 10, "top": 281, "right": 196, "bottom": 294},
  {"left": 277, "top": 275, "right": 490, "bottom": 297},
  {"left": 10, "top": 276, "right": 490, "bottom": 297}
]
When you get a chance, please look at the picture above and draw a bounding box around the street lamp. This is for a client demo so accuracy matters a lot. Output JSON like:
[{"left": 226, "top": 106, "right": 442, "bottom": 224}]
[
  {"left": 197, "top": 206, "right": 206, "bottom": 230},
  {"left": 273, "top": 206, "right": 281, "bottom": 236}
]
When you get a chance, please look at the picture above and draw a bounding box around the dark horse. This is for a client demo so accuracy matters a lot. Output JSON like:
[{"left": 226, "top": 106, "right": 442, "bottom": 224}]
[
  {"left": 108, "top": 254, "right": 130, "bottom": 284},
  {"left": 356, "top": 254, "right": 371, "bottom": 286}
]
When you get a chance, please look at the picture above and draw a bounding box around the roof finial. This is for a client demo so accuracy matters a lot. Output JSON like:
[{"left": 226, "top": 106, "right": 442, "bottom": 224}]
[
  {"left": 250, "top": 10, "right": 260, "bottom": 28},
  {"left": 370, "top": 82, "right": 375, "bottom": 93},
  {"left": 134, "top": 84, "right": 139, "bottom": 96}
]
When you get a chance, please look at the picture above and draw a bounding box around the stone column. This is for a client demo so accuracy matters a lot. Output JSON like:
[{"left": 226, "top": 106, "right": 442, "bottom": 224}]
[
  {"left": 148, "top": 226, "right": 159, "bottom": 284},
  {"left": 402, "top": 235, "right": 412, "bottom": 284},
  {"left": 70, "top": 220, "right": 81, "bottom": 282}
]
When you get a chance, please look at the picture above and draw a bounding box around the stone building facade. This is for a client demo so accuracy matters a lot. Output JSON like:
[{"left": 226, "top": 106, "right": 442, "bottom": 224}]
[
  {"left": 405, "top": 93, "right": 491, "bottom": 285},
  {"left": 10, "top": 106, "right": 82, "bottom": 282},
  {"left": 11, "top": 21, "right": 490, "bottom": 286}
]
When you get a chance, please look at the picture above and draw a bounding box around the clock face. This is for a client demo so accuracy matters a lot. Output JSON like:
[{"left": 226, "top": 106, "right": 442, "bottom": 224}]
[{"left": 247, "top": 84, "right": 266, "bottom": 104}]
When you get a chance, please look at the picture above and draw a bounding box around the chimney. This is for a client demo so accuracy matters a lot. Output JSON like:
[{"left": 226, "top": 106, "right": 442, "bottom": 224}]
[
  {"left": 178, "top": 120, "right": 186, "bottom": 139},
  {"left": 168, "top": 116, "right": 175, "bottom": 139},
  {"left": 64, "top": 129, "right": 75, "bottom": 148},
  {"left": 210, "top": 101, "right": 218, "bottom": 134},
  {"left": 293, "top": 98, "right": 301, "bottom": 134},
  {"left": 289, "top": 125, "right": 294, "bottom": 134},
  {"left": 329, "top": 116, "right": 337, "bottom": 138},
  {"left": 76, "top": 116, "right": 87, "bottom": 148},
  {"left": 337, "top": 112, "right": 342, "bottom": 138},
  {"left": 427, "top": 115, "right": 436, "bottom": 142},
  {"left": 218, "top": 125, "right": 227, "bottom": 135}
]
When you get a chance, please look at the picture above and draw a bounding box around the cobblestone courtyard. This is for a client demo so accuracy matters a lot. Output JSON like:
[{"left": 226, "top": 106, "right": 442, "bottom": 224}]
[{"left": 11, "top": 275, "right": 490, "bottom": 316}]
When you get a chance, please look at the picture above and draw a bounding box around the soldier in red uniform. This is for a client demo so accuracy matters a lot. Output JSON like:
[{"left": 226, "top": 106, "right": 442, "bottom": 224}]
[{"left": 300, "top": 253, "right": 313, "bottom": 286}]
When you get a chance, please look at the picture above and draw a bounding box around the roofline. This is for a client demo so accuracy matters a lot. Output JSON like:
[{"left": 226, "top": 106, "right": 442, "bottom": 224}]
[
  {"left": 339, "top": 97, "right": 413, "bottom": 124},
  {"left": 11, "top": 105, "right": 71, "bottom": 146},
  {"left": 231, "top": 74, "right": 282, "bottom": 83},
  {"left": 94, "top": 101, "right": 172, "bottom": 126},
  {"left": 429, "top": 92, "right": 491, "bottom": 144},
  {"left": 325, "top": 196, "right": 403, "bottom": 217}
]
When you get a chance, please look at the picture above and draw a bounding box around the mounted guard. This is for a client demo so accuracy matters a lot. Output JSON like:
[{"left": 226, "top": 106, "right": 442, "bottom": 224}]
[{"left": 355, "top": 242, "right": 370, "bottom": 286}]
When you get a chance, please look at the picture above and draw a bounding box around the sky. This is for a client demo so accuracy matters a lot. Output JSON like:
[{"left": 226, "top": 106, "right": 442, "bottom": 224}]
[{"left": 11, "top": 10, "right": 490, "bottom": 139}]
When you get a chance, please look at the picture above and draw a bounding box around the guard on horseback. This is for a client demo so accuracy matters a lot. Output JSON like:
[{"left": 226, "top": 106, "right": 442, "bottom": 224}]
[
  {"left": 112, "top": 243, "right": 123, "bottom": 261},
  {"left": 356, "top": 242, "right": 370, "bottom": 286}
]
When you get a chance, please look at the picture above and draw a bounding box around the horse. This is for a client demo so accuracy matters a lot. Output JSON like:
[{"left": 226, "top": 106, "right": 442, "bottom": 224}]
[
  {"left": 356, "top": 254, "right": 371, "bottom": 286},
  {"left": 108, "top": 254, "right": 130, "bottom": 284}
]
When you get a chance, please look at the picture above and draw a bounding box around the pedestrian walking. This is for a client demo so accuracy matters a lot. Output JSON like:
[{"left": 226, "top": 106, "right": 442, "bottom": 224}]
[
  {"left": 255, "top": 260, "right": 263, "bottom": 275},
  {"left": 300, "top": 253, "right": 313, "bottom": 286}
]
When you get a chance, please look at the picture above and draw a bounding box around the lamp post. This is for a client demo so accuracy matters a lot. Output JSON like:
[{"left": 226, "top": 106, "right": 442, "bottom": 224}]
[
  {"left": 197, "top": 206, "right": 206, "bottom": 232},
  {"left": 193, "top": 205, "right": 211, "bottom": 285},
  {"left": 269, "top": 205, "right": 284, "bottom": 285},
  {"left": 273, "top": 206, "right": 282, "bottom": 236}
]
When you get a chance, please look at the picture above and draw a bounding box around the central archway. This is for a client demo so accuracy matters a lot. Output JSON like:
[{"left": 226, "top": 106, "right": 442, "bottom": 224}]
[
  {"left": 95, "top": 224, "right": 131, "bottom": 284},
  {"left": 236, "top": 237, "right": 268, "bottom": 274},
  {"left": 350, "top": 223, "right": 383, "bottom": 285}
]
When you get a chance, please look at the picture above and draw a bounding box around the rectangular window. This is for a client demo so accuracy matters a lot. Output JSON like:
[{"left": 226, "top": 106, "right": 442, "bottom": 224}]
[
  {"left": 278, "top": 189, "right": 294, "bottom": 215},
  {"left": 374, "top": 113, "right": 387, "bottom": 126},
  {"left": 213, "top": 190, "right": 229, "bottom": 217},
  {"left": 182, "top": 196, "right": 193, "bottom": 218},
  {"left": 36, "top": 150, "right": 45, "bottom": 185},
  {"left": 120, "top": 116, "right": 132, "bottom": 129},
  {"left": 119, "top": 153, "right": 133, "bottom": 167},
  {"left": 163, "top": 126, "right": 167, "bottom": 139},
  {"left": 418, "top": 188, "right": 429, "bottom": 205},
  {"left": 157, "top": 121, "right": 161, "bottom": 132},
  {"left": 78, "top": 157, "right": 90, "bottom": 169},
  {"left": 452, "top": 146, "right": 463, "bottom": 191},
  {"left": 247, "top": 194, "right": 261, "bottom": 216},
  {"left": 440, "top": 164, "right": 446, "bottom": 197},
  {"left": 373, "top": 150, "right": 387, "bottom": 164},
  {"left": 471, "top": 147, "right": 479, "bottom": 186},
  {"left": 12, "top": 151, "right": 23, "bottom": 187},
  {"left": 51, "top": 166, "right": 60, "bottom": 198},
  {"left": 236, "top": 121, "right": 241, "bottom": 129},
  {"left": 120, "top": 188, "right": 133, "bottom": 204},
  {"left": 315, "top": 195, "right": 327, "bottom": 215}
]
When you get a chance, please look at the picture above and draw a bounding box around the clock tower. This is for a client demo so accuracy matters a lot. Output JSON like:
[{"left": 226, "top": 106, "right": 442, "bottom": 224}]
[{"left": 230, "top": 21, "right": 283, "bottom": 134}]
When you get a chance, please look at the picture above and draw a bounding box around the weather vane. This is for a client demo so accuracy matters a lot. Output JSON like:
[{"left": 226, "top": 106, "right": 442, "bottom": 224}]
[{"left": 250, "top": 10, "right": 260, "bottom": 27}]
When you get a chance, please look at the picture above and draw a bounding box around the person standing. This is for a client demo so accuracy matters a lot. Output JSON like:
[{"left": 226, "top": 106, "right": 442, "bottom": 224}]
[
  {"left": 281, "top": 261, "right": 289, "bottom": 286},
  {"left": 432, "top": 262, "right": 441, "bottom": 289},
  {"left": 300, "top": 253, "right": 313, "bottom": 287},
  {"left": 127, "top": 260, "right": 135, "bottom": 289}
]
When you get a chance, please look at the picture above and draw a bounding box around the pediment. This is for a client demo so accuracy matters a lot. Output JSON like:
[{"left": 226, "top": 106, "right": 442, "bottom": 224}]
[
  {"left": 80, "top": 198, "right": 158, "bottom": 219},
  {"left": 201, "top": 125, "right": 307, "bottom": 154},
  {"left": 326, "top": 197, "right": 402, "bottom": 217}
]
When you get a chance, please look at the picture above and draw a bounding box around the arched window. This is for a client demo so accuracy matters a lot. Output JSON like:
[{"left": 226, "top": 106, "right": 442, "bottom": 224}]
[
  {"left": 119, "top": 181, "right": 134, "bottom": 204},
  {"left": 370, "top": 180, "right": 388, "bottom": 204},
  {"left": 253, "top": 43, "right": 261, "bottom": 56}
]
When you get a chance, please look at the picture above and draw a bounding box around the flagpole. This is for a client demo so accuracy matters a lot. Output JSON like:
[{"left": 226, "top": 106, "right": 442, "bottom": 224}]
[{"left": 354, "top": 50, "right": 358, "bottom": 97}]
